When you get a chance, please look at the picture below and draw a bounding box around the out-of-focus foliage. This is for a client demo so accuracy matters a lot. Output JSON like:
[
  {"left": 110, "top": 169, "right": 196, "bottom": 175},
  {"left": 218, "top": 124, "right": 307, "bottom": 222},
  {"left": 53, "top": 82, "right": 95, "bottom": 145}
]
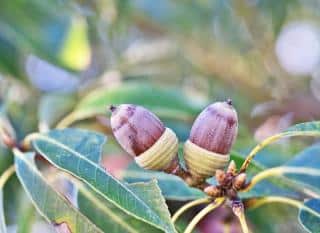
[
  {"left": 1, "top": 0, "right": 320, "bottom": 232},
  {"left": 299, "top": 199, "right": 320, "bottom": 232}
]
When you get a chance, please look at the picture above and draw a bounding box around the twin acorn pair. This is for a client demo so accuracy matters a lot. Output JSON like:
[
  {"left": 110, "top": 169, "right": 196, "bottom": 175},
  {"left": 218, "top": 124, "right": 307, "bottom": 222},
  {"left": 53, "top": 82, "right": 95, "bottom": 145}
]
[{"left": 110, "top": 100, "right": 245, "bottom": 198}]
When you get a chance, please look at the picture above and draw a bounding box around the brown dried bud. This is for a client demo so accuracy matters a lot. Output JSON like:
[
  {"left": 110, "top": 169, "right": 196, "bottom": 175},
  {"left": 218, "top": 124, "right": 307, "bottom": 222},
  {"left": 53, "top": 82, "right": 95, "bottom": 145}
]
[
  {"left": 215, "top": 169, "right": 226, "bottom": 185},
  {"left": 227, "top": 160, "right": 237, "bottom": 175},
  {"left": 233, "top": 173, "right": 246, "bottom": 190},
  {"left": 110, "top": 104, "right": 179, "bottom": 171},
  {"left": 204, "top": 186, "right": 222, "bottom": 197},
  {"left": 189, "top": 100, "right": 238, "bottom": 155},
  {"left": 184, "top": 100, "right": 238, "bottom": 179}
]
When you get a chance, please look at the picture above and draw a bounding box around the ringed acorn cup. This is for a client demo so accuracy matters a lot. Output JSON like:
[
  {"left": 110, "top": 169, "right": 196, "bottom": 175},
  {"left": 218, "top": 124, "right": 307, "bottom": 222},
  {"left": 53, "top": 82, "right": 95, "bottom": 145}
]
[
  {"left": 184, "top": 99, "right": 238, "bottom": 180},
  {"left": 110, "top": 104, "right": 180, "bottom": 173}
]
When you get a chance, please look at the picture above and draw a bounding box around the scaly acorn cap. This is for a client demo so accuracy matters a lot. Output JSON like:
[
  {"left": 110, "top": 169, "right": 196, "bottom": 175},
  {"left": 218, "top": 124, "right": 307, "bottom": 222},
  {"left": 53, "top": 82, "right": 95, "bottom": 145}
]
[
  {"left": 184, "top": 99, "right": 238, "bottom": 179},
  {"left": 110, "top": 104, "right": 178, "bottom": 171}
]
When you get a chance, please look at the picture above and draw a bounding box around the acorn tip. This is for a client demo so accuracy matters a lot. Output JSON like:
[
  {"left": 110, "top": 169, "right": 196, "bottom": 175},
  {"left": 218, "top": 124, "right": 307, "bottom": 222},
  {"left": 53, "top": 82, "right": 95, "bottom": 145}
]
[
  {"left": 109, "top": 105, "right": 117, "bottom": 113},
  {"left": 226, "top": 98, "right": 233, "bottom": 106}
]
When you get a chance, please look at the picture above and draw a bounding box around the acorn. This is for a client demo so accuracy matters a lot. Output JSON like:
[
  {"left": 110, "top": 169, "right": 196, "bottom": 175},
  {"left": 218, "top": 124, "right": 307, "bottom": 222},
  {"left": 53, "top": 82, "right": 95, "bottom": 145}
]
[
  {"left": 184, "top": 99, "right": 238, "bottom": 180},
  {"left": 110, "top": 104, "right": 179, "bottom": 172}
]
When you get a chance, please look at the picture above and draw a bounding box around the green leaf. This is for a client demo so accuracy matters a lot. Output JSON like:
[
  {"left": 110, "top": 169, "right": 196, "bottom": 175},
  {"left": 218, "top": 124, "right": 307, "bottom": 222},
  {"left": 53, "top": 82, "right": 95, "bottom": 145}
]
[
  {"left": 31, "top": 129, "right": 177, "bottom": 233},
  {"left": 285, "top": 121, "right": 320, "bottom": 134},
  {"left": 257, "top": 0, "right": 288, "bottom": 35},
  {"left": 77, "top": 182, "right": 162, "bottom": 233},
  {"left": 57, "top": 83, "right": 201, "bottom": 128},
  {"left": 0, "top": 0, "right": 70, "bottom": 79},
  {"left": 0, "top": 191, "right": 5, "bottom": 233},
  {"left": 286, "top": 145, "right": 320, "bottom": 194},
  {"left": 33, "top": 128, "right": 106, "bottom": 163},
  {"left": 247, "top": 202, "right": 304, "bottom": 233},
  {"left": 123, "top": 166, "right": 205, "bottom": 201},
  {"left": 299, "top": 199, "right": 320, "bottom": 233},
  {"left": 14, "top": 150, "right": 103, "bottom": 233}
]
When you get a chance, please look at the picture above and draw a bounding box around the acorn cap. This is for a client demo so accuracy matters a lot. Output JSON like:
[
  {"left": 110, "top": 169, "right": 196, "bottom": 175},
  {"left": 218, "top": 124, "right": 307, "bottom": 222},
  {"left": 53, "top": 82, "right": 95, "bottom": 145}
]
[
  {"left": 110, "top": 104, "right": 165, "bottom": 157},
  {"left": 183, "top": 139, "right": 230, "bottom": 179},
  {"left": 189, "top": 100, "right": 238, "bottom": 155}
]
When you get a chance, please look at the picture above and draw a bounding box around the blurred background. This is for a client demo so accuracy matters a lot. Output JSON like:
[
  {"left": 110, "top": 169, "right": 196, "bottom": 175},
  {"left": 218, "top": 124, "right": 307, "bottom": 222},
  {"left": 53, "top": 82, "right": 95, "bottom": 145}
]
[{"left": 0, "top": 0, "right": 320, "bottom": 232}]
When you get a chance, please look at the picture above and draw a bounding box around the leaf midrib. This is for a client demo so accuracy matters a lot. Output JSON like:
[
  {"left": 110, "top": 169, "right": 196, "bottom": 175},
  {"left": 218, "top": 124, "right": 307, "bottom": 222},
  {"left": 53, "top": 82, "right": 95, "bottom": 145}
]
[
  {"left": 77, "top": 184, "right": 140, "bottom": 233},
  {"left": 14, "top": 151, "right": 104, "bottom": 233}
]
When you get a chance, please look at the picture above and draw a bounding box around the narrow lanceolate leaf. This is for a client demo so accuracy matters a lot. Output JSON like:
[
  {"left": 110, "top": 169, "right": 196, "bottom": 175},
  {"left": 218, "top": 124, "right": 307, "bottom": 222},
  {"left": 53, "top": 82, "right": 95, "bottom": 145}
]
[
  {"left": 267, "top": 121, "right": 320, "bottom": 149},
  {"left": 299, "top": 199, "right": 320, "bottom": 232},
  {"left": 14, "top": 150, "right": 103, "bottom": 233},
  {"left": 123, "top": 164, "right": 205, "bottom": 201},
  {"left": 57, "top": 83, "right": 201, "bottom": 128},
  {"left": 77, "top": 181, "right": 162, "bottom": 233},
  {"left": 31, "top": 129, "right": 176, "bottom": 233},
  {"left": 285, "top": 121, "right": 320, "bottom": 134},
  {"left": 286, "top": 145, "right": 320, "bottom": 195}
]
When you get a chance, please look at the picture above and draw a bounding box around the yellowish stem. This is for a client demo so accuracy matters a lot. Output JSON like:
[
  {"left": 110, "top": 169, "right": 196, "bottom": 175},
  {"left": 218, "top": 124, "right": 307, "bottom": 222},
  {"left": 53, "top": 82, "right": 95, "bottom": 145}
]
[
  {"left": 0, "top": 165, "right": 15, "bottom": 233},
  {"left": 242, "top": 166, "right": 320, "bottom": 198},
  {"left": 171, "top": 198, "right": 212, "bottom": 223},
  {"left": 22, "top": 133, "right": 42, "bottom": 150},
  {"left": 247, "top": 196, "right": 320, "bottom": 219},
  {"left": 56, "top": 112, "right": 76, "bottom": 129},
  {"left": 240, "top": 134, "right": 283, "bottom": 172},
  {"left": 0, "top": 165, "right": 15, "bottom": 189},
  {"left": 183, "top": 198, "right": 225, "bottom": 233},
  {"left": 232, "top": 201, "right": 250, "bottom": 233},
  {"left": 240, "top": 131, "right": 320, "bottom": 172},
  {"left": 237, "top": 212, "right": 250, "bottom": 233}
]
